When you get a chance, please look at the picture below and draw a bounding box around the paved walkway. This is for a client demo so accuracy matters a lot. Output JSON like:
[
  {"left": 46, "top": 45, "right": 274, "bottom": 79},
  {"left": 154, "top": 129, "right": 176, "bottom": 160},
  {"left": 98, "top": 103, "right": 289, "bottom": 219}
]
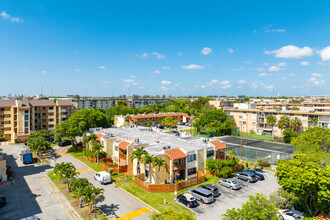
[{"left": 53, "top": 146, "right": 153, "bottom": 220}]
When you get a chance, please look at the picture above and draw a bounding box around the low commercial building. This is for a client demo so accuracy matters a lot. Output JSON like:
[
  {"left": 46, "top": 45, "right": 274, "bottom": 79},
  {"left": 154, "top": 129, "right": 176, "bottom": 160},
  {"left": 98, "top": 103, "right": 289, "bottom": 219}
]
[
  {"left": 224, "top": 108, "right": 330, "bottom": 137},
  {"left": 86, "top": 126, "right": 227, "bottom": 184},
  {"left": 0, "top": 99, "right": 76, "bottom": 142},
  {"left": 114, "top": 112, "right": 191, "bottom": 127}
]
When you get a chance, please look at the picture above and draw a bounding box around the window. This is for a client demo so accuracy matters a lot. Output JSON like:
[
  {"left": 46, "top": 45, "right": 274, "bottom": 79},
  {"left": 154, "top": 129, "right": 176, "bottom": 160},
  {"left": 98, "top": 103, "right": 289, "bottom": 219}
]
[
  {"left": 24, "top": 115, "right": 28, "bottom": 120},
  {"left": 187, "top": 154, "right": 196, "bottom": 162},
  {"left": 252, "top": 122, "right": 256, "bottom": 126},
  {"left": 188, "top": 168, "right": 197, "bottom": 176},
  {"left": 207, "top": 150, "right": 214, "bottom": 157},
  {"left": 0, "top": 108, "right": 4, "bottom": 111},
  {"left": 178, "top": 158, "right": 185, "bottom": 164}
]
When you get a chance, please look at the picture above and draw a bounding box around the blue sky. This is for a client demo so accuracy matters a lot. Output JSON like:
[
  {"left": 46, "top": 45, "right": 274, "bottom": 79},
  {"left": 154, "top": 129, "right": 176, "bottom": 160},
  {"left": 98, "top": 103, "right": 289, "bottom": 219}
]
[{"left": 1, "top": 1, "right": 330, "bottom": 97}]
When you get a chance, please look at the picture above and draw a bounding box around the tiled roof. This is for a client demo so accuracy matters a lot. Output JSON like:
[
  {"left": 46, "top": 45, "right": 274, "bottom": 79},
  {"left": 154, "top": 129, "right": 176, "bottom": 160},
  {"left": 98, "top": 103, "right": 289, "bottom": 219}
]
[
  {"left": 0, "top": 100, "right": 15, "bottom": 107},
  {"left": 57, "top": 100, "right": 73, "bottom": 106},
  {"left": 130, "top": 113, "right": 191, "bottom": 120},
  {"left": 315, "top": 213, "right": 330, "bottom": 220},
  {"left": 165, "top": 148, "right": 187, "bottom": 160},
  {"left": 118, "top": 141, "right": 130, "bottom": 150},
  {"left": 210, "top": 141, "right": 227, "bottom": 150},
  {"left": 29, "top": 100, "right": 56, "bottom": 106},
  {"left": 96, "top": 133, "right": 106, "bottom": 142}
]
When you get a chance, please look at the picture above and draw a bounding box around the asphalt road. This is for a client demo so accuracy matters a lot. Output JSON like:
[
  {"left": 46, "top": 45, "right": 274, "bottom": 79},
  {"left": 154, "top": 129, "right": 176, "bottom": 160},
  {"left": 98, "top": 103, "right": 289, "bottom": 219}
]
[{"left": 0, "top": 144, "right": 72, "bottom": 220}]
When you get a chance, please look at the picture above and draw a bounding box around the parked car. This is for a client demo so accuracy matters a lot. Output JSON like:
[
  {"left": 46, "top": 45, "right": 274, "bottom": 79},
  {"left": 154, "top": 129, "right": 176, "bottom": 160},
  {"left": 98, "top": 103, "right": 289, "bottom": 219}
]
[
  {"left": 58, "top": 140, "right": 71, "bottom": 147},
  {"left": 187, "top": 188, "right": 214, "bottom": 204},
  {"left": 198, "top": 184, "right": 220, "bottom": 197},
  {"left": 278, "top": 210, "right": 304, "bottom": 220},
  {"left": 20, "top": 150, "right": 33, "bottom": 164},
  {"left": 242, "top": 169, "right": 265, "bottom": 180},
  {"left": 20, "top": 216, "right": 39, "bottom": 220},
  {"left": 218, "top": 178, "right": 242, "bottom": 190},
  {"left": 45, "top": 136, "right": 55, "bottom": 143},
  {"left": 235, "top": 172, "right": 258, "bottom": 183},
  {"left": 176, "top": 193, "right": 198, "bottom": 208},
  {"left": 179, "top": 122, "right": 186, "bottom": 125},
  {"left": 0, "top": 195, "right": 6, "bottom": 208},
  {"left": 94, "top": 171, "right": 111, "bottom": 185}
]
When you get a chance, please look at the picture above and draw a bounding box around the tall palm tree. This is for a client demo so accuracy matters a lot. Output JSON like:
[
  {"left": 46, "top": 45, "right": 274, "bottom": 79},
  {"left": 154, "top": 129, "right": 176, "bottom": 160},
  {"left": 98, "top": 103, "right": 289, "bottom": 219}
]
[
  {"left": 130, "top": 147, "right": 148, "bottom": 176},
  {"left": 290, "top": 117, "right": 303, "bottom": 131},
  {"left": 92, "top": 142, "right": 103, "bottom": 164},
  {"left": 83, "top": 133, "right": 97, "bottom": 148},
  {"left": 152, "top": 157, "right": 168, "bottom": 184},
  {"left": 266, "top": 115, "right": 277, "bottom": 136},
  {"left": 70, "top": 178, "right": 91, "bottom": 201},
  {"left": 142, "top": 154, "right": 154, "bottom": 182},
  {"left": 82, "top": 185, "right": 104, "bottom": 213}
]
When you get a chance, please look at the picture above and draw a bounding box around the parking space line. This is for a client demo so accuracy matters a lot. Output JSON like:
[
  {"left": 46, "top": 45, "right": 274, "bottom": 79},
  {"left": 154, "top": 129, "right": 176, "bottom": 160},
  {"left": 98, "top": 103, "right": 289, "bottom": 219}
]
[
  {"left": 116, "top": 207, "right": 151, "bottom": 220},
  {"left": 76, "top": 169, "right": 90, "bottom": 173}
]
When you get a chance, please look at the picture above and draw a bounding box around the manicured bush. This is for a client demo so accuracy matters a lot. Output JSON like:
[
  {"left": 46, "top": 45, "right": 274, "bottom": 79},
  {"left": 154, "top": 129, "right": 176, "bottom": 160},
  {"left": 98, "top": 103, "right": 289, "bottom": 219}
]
[
  {"left": 206, "top": 157, "right": 239, "bottom": 177},
  {"left": 99, "top": 151, "right": 107, "bottom": 158},
  {"left": 257, "top": 158, "right": 270, "bottom": 167},
  {"left": 220, "top": 166, "right": 233, "bottom": 178},
  {"left": 0, "top": 137, "right": 5, "bottom": 142},
  {"left": 270, "top": 188, "right": 294, "bottom": 210}
]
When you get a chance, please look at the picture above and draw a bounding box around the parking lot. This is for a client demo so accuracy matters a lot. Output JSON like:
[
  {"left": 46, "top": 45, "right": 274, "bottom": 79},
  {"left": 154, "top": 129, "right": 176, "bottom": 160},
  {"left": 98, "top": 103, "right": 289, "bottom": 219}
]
[{"left": 175, "top": 171, "right": 280, "bottom": 220}]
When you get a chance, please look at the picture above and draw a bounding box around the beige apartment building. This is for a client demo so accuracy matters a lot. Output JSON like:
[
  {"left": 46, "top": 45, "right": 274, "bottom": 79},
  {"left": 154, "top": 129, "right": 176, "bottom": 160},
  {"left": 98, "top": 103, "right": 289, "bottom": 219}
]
[
  {"left": 224, "top": 108, "right": 330, "bottom": 137},
  {"left": 209, "top": 99, "right": 235, "bottom": 109},
  {"left": 86, "top": 126, "right": 227, "bottom": 184},
  {"left": 256, "top": 101, "right": 330, "bottom": 112},
  {"left": 0, "top": 100, "right": 76, "bottom": 142}
]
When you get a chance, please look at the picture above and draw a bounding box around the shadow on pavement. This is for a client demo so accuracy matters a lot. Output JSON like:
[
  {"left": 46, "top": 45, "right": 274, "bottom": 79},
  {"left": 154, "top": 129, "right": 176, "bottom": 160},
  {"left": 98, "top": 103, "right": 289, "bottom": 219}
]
[{"left": 98, "top": 203, "right": 120, "bottom": 218}]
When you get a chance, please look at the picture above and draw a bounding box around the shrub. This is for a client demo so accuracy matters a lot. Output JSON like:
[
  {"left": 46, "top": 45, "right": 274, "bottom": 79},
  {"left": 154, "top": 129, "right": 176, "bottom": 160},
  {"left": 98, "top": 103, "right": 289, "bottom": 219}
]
[
  {"left": 99, "top": 151, "right": 107, "bottom": 157},
  {"left": 257, "top": 158, "right": 270, "bottom": 167},
  {"left": 206, "top": 158, "right": 238, "bottom": 177},
  {"left": 67, "top": 147, "right": 75, "bottom": 153},
  {"left": 108, "top": 168, "right": 114, "bottom": 174},
  {"left": 270, "top": 188, "right": 294, "bottom": 209},
  {"left": 0, "top": 137, "right": 5, "bottom": 142},
  {"left": 220, "top": 166, "right": 233, "bottom": 178}
]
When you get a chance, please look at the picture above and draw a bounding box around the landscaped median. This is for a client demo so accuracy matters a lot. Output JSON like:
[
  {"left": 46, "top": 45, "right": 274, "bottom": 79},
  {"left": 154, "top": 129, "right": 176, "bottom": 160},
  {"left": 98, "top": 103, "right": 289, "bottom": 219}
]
[
  {"left": 47, "top": 170, "right": 108, "bottom": 220},
  {"left": 114, "top": 175, "right": 219, "bottom": 217}
]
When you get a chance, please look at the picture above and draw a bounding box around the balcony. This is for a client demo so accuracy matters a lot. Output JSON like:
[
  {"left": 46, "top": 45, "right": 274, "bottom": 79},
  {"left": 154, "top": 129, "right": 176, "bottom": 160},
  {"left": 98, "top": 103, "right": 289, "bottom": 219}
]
[
  {"left": 61, "top": 109, "right": 67, "bottom": 112},
  {"left": 48, "top": 109, "right": 54, "bottom": 113},
  {"left": 168, "top": 163, "right": 186, "bottom": 172},
  {"left": 48, "top": 115, "right": 54, "bottom": 119},
  {"left": 4, "top": 130, "right": 11, "bottom": 134},
  {"left": 4, "top": 111, "right": 11, "bottom": 114},
  {"left": 119, "top": 152, "right": 126, "bottom": 160},
  {"left": 4, "top": 124, "right": 11, "bottom": 128}
]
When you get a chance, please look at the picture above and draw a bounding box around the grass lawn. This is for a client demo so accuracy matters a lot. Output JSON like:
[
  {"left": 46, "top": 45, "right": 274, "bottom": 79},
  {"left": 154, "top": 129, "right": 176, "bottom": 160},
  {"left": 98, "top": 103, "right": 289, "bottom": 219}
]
[
  {"left": 115, "top": 175, "right": 219, "bottom": 217},
  {"left": 75, "top": 156, "right": 104, "bottom": 172},
  {"left": 180, "top": 129, "right": 214, "bottom": 138},
  {"left": 69, "top": 151, "right": 84, "bottom": 157},
  {"left": 240, "top": 159, "right": 274, "bottom": 172},
  {"left": 47, "top": 171, "right": 108, "bottom": 220},
  {"left": 237, "top": 132, "right": 276, "bottom": 142}
]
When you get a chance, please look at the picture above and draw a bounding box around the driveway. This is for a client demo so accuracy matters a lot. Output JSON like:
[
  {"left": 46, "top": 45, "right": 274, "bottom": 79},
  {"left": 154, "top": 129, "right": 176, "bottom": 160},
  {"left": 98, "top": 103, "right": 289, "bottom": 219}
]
[
  {"left": 0, "top": 144, "right": 72, "bottom": 220},
  {"left": 190, "top": 171, "right": 280, "bottom": 220},
  {"left": 54, "top": 146, "right": 153, "bottom": 220}
]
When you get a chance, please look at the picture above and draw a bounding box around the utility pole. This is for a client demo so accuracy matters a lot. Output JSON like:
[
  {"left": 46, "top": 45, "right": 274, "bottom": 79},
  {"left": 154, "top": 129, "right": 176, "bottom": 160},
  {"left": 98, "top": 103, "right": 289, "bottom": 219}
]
[{"left": 240, "top": 123, "right": 243, "bottom": 160}]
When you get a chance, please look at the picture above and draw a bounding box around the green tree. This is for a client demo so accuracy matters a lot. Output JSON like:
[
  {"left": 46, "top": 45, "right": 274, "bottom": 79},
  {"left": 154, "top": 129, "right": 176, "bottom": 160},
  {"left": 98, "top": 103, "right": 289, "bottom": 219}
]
[
  {"left": 282, "top": 128, "right": 297, "bottom": 144},
  {"left": 152, "top": 157, "right": 168, "bottom": 183},
  {"left": 161, "top": 117, "right": 177, "bottom": 128},
  {"left": 193, "top": 118, "right": 202, "bottom": 135},
  {"left": 142, "top": 154, "right": 155, "bottom": 182},
  {"left": 27, "top": 134, "right": 51, "bottom": 156},
  {"left": 290, "top": 117, "right": 302, "bottom": 131},
  {"left": 92, "top": 142, "right": 103, "bottom": 164},
  {"left": 130, "top": 147, "right": 148, "bottom": 175},
  {"left": 276, "top": 155, "right": 330, "bottom": 216},
  {"left": 70, "top": 178, "right": 91, "bottom": 201},
  {"left": 83, "top": 133, "right": 97, "bottom": 147},
  {"left": 290, "top": 106, "right": 300, "bottom": 111},
  {"left": 222, "top": 193, "right": 278, "bottom": 220},
  {"left": 266, "top": 115, "right": 277, "bottom": 136},
  {"left": 277, "top": 116, "right": 291, "bottom": 130},
  {"left": 81, "top": 185, "right": 104, "bottom": 213},
  {"left": 54, "top": 162, "right": 78, "bottom": 189},
  {"left": 310, "top": 117, "right": 318, "bottom": 127},
  {"left": 117, "top": 100, "right": 127, "bottom": 106},
  {"left": 149, "top": 209, "right": 195, "bottom": 220}
]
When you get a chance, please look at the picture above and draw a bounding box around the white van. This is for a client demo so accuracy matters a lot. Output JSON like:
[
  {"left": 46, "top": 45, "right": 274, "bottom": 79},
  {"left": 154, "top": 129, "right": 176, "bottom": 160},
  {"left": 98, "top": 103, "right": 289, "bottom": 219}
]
[{"left": 94, "top": 171, "right": 111, "bottom": 184}]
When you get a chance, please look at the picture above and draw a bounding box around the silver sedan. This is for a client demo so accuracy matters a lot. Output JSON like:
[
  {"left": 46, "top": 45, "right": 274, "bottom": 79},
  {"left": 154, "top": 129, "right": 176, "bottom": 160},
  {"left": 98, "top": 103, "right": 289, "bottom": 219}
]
[{"left": 218, "top": 178, "right": 242, "bottom": 190}]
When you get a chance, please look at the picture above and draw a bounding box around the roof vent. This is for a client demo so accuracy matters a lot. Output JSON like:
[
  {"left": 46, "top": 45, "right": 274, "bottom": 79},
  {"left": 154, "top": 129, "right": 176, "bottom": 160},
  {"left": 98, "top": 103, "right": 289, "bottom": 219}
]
[
  {"left": 167, "top": 146, "right": 171, "bottom": 149},
  {"left": 162, "top": 146, "right": 167, "bottom": 150}
]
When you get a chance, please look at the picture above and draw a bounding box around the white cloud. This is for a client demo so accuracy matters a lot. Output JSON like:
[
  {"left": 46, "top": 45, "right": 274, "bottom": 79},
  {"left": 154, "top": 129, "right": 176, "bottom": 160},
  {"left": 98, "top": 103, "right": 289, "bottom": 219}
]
[
  {"left": 74, "top": 69, "right": 81, "bottom": 72},
  {"left": 263, "top": 62, "right": 269, "bottom": 66},
  {"left": 307, "top": 77, "right": 326, "bottom": 87},
  {"left": 281, "top": 77, "right": 286, "bottom": 80},
  {"left": 42, "top": 70, "right": 47, "bottom": 74},
  {"left": 243, "top": 61, "right": 252, "bottom": 64},
  {"left": 123, "top": 79, "right": 135, "bottom": 83},
  {"left": 220, "top": 80, "right": 230, "bottom": 85},
  {"left": 288, "top": 73, "right": 295, "bottom": 77},
  {"left": 132, "top": 82, "right": 138, "bottom": 85},
  {"left": 98, "top": 66, "right": 106, "bottom": 69},
  {"left": 265, "top": 29, "right": 286, "bottom": 33},
  {"left": 238, "top": 80, "right": 246, "bottom": 84},
  {"left": 160, "top": 86, "right": 174, "bottom": 91},
  {"left": 152, "top": 52, "right": 165, "bottom": 59},
  {"left": 233, "top": 67, "right": 243, "bottom": 71},
  {"left": 152, "top": 70, "right": 161, "bottom": 74},
  {"left": 300, "top": 61, "right": 310, "bottom": 66},
  {"left": 256, "top": 67, "right": 266, "bottom": 72},
  {"left": 162, "top": 66, "right": 170, "bottom": 70},
  {"left": 264, "top": 84, "right": 275, "bottom": 90},
  {"left": 259, "top": 72, "right": 268, "bottom": 77},
  {"left": 207, "top": 79, "right": 219, "bottom": 86},
  {"left": 0, "top": 11, "right": 23, "bottom": 22},
  {"left": 178, "top": 52, "right": 183, "bottom": 56},
  {"left": 318, "top": 46, "right": 330, "bottom": 61},
  {"left": 221, "top": 84, "right": 231, "bottom": 89},
  {"left": 136, "top": 53, "right": 148, "bottom": 58},
  {"left": 161, "top": 80, "right": 171, "bottom": 85},
  {"left": 181, "top": 64, "right": 204, "bottom": 70},
  {"left": 312, "top": 73, "right": 322, "bottom": 77},
  {"left": 103, "top": 81, "right": 110, "bottom": 84},
  {"left": 268, "top": 66, "right": 282, "bottom": 72},
  {"left": 201, "top": 85, "right": 206, "bottom": 88},
  {"left": 265, "top": 45, "right": 313, "bottom": 59},
  {"left": 278, "top": 62, "right": 287, "bottom": 67},
  {"left": 292, "top": 85, "right": 298, "bottom": 89},
  {"left": 251, "top": 82, "right": 258, "bottom": 89},
  {"left": 317, "top": 62, "right": 325, "bottom": 66},
  {"left": 201, "top": 47, "right": 212, "bottom": 55},
  {"left": 228, "top": 48, "right": 234, "bottom": 53},
  {"left": 130, "top": 74, "right": 136, "bottom": 78}
]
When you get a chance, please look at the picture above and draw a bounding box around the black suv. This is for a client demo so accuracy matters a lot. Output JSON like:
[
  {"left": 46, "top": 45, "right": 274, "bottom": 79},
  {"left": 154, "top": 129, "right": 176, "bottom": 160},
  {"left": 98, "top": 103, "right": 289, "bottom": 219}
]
[{"left": 58, "top": 140, "right": 71, "bottom": 147}]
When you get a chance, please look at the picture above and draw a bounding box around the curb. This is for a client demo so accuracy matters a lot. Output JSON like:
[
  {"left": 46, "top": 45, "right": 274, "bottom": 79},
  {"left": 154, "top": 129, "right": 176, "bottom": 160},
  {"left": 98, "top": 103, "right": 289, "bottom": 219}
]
[{"left": 113, "top": 182, "right": 160, "bottom": 214}]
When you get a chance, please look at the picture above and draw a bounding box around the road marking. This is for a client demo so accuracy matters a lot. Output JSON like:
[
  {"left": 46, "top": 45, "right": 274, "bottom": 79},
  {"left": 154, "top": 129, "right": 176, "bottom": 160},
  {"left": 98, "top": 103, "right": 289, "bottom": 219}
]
[
  {"left": 116, "top": 207, "right": 151, "bottom": 220},
  {"left": 42, "top": 174, "right": 81, "bottom": 220},
  {"left": 76, "top": 169, "right": 90, "bottom": 173}
]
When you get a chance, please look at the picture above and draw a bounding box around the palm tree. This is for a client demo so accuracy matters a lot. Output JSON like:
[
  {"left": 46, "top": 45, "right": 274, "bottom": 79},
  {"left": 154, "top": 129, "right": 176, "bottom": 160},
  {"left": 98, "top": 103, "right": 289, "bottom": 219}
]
[
  {"left": 82, "top": 185, "right": 104, "bottom": 213},
  {"left": 54, "top": 162, "right": 78, "bottom": 189},
  {"left": 277, "top": 116, "right": 291, "bottom": 130},
  {"left": 290, "top": 117, "right": 303, "bottom": 131},
  {"left": 142, "top": 154, "right": 154, "bottom": 182},
  {"left": 152, "top": 157, "right": 168, "bottom": 184},
  {"left": 311, "top": 117, "right": 318, "bottom": 127},
  {"left": 130, "top": 147, "right": 148, "bottom": 176},
  {"left": 92, "top": 142, "right": 103, "bottom": 164},
  {"left": 266, "top": 115, "right": 277, "bottom": 136},
  {"left": 83, "top": 134, "right": 97, "bottom": 148},
  {"left": 193, "top": 118, "right": 202, "bottom": 135},
  {"left": 70, "top": 178, "right": 91, "bottom": 202}
]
